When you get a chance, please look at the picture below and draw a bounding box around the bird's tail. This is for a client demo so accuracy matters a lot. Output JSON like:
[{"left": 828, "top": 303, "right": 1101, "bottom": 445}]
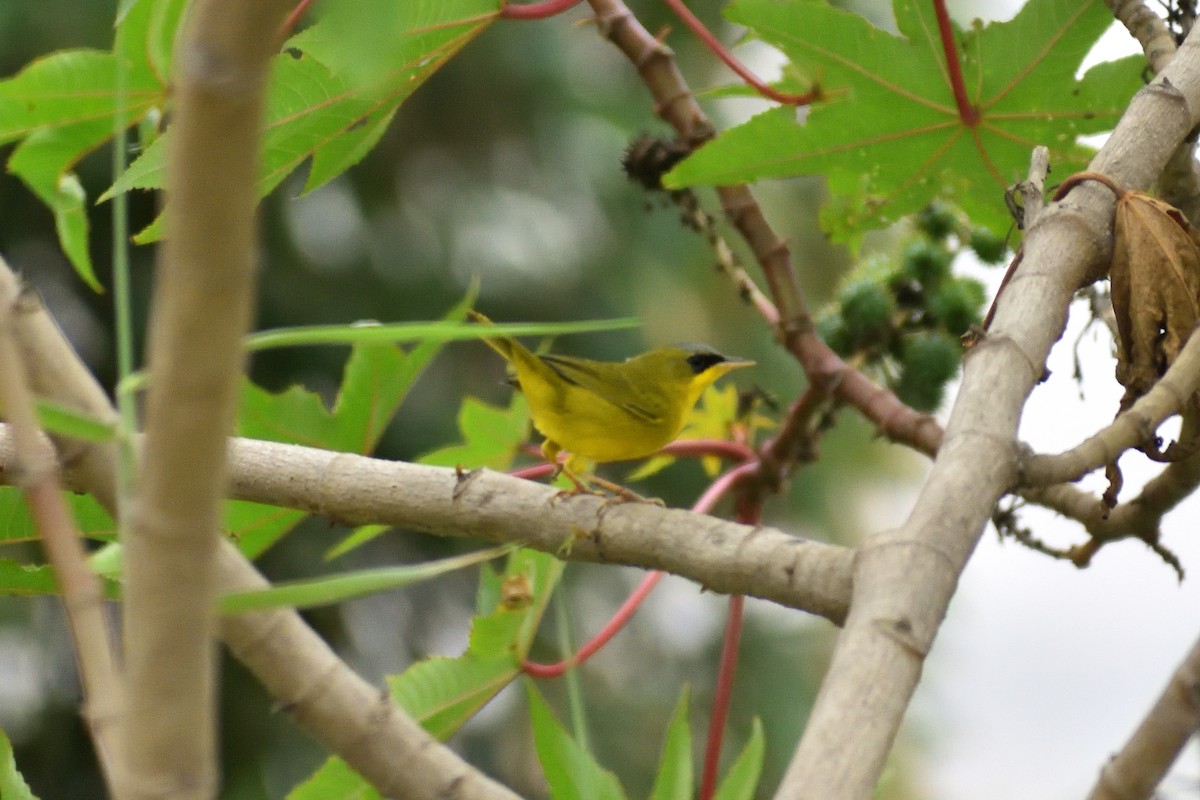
[{"left": 467, "top": 309, "right": 516, "bottom": 361}]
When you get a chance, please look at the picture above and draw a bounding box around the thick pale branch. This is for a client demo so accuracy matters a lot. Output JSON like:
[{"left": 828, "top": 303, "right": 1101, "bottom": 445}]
[
  {"left": 1107, "top": 0, "right": 1177, "bottom": 75},
  {"left": 1086, "top": 633, "right": 1200, "bottom": 800},
  {"left": 0, "top": 270, "right": 844, "bottom": 799},
  {"left": 121, "top": 1, "right": 292, "bottom": 793},
  {"left": 223, "top": 438, "right": 853, "bottom": 622},
  {"left": 776, "top": 29, "right": 1200, "bottom": 800}
]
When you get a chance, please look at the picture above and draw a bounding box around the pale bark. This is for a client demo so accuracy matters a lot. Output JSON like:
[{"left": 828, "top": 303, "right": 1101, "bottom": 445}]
[
  {"left": 0, "top": 266, "right": 124, "bottom": 792},
  {"left": 118, "top": 0, "right": 294, "bottom": 796},
  {"left": 1086, "top": 634, "right": 1200, "bottom": 800},
  {"left": 775, "top": 29, "right": 1200, "bottom": 800}
]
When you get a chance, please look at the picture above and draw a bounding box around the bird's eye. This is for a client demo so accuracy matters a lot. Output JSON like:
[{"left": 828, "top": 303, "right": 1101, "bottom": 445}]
[{"left": 686, "top": 352, "right": 726, "bottom": 374}]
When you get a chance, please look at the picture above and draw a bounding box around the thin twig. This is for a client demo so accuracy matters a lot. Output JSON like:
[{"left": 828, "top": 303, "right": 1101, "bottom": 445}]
[{"left": 0, "top": 267, "right": 124, "bottom": 793}]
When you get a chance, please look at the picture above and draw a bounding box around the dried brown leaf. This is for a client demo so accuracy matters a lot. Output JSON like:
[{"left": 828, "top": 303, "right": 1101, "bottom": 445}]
[
  {"left": 1111, "top": 191, "right": 1200, "bottom": 401},
  {"left": 1106, "top": 188, "right": 1200, "bottom": 505}
]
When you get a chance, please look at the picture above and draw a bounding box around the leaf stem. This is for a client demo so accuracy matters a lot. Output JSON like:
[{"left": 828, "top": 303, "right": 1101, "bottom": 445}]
[
  {"left": 501, "top": 0, "right": 584, "bottom": 19},
  {"left": 931, "top": 0, "right": 978, "bottom": 126},
  {"left": 660, "top": 0, "right": 820, "bottom": 105}
]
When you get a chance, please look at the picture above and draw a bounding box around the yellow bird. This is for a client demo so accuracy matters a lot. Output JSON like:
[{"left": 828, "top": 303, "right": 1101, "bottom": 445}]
[{"left": 469, "top": 311, "right": 754, "bottom": 483}]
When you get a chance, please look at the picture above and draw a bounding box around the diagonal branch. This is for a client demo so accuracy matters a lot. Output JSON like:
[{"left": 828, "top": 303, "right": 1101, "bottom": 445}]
[
  {"left": 1085, "top": 631, "right": 1200, "bottom": 800},
  {"left": 774, "top": 26, "right": 1200, "bottom": 800},
  {"left": 0, "top": 267, "right": 124, "bottom": 793},
  {"left": 1, "top": 270, "right": 524, "bottom": 798}
]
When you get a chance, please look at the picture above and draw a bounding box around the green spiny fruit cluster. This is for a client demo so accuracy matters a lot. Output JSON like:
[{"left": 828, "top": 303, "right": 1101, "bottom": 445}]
[{"left": 818, "top": 202, "right": 1004, "bottom": 413}]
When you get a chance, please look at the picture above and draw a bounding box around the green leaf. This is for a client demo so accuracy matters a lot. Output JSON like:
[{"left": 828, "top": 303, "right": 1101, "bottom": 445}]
[
  {"left": 527, "top": 684, "right": 628, "bottom": 800},
  {"left": 0, "top": 557, "right": 120, "bottom": 599},
  {"left": 649, "top": 687, "right": 693, "bottom": 800},
  {"left": 296, "top": 549, "right": 562, "bottom": 797},
  {"left": 667, "top": 0, "right": 1143, "bottom": 242},
  {"left": 286, "top": 756, "right": 381, "bottom": 800},
  {"left": 419, "top": 394, "right": 530, "bottom": 471},
  {"left": 7, "top": 121, "right": 112, "bottom": 291},
  {"left": 0, "top": 727, "right": 37, "bottom": 800},
  {"left": 388, "top": 548, "right": 562, "bottom": 735},
  {"left": 219, "top": 544, "right": 513, "bottom": 614},
  {"left": 712, "top": 719, "right": 765, "bottom": 800},
  {"left": 243, "top": 318, "right": 639, "bottom": 351},
  {"left": 231, "top": 294, "right": 477, "bottom": 557},
  {"left": 0, "top": 486, "right": 116, "bottom": 546},
  {"left": 323, "top": 523, "right": 391, "bottom": 560},
  {"left": 0, "top": 51, "right": 159, "bottom": 144},
  {"left": 110, "top": 0, "right": 501, "bottom": 240},
  {"left": 35, "top": 400, "right": 116, "bottom": 442}
]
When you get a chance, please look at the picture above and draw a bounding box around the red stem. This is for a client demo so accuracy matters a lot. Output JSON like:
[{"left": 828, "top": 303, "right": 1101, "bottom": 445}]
[
  {"left": 522, "top": 455, "right": 756, "bottom": 678},
  {"left": 502, "top": 0, "right": 585, "bottom": 19},
  {"left": 931, "top": 0, "right": 977, "bottom": 126},
  {"left": 522, "top": 570, "right": 666, "bottom": 677},
  {"left": 660, "top": 0, "right": 820, "bottom": 106},
  {"left": 699, "top": 594, "right": 745, "bottom": 800},
  {"left": 279, "top": 0, "right": 316, "bottom": 38}
]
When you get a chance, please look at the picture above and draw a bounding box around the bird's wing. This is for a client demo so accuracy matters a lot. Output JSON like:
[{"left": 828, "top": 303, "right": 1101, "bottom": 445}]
[{"left": 537, "top": 354, "right": 666, "bottom": 424}]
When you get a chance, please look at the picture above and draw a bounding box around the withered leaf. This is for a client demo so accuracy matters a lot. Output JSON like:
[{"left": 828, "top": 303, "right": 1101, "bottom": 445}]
[
  {"left": 1106, "top": 189, "right": 1200, "bottom": 506},
  {"left": 1111, "top": 191, "right": 1200, "bottom": 401}
]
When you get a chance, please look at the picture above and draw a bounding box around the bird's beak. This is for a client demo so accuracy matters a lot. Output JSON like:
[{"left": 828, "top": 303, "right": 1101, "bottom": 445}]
[{"left": 724, "top": 357, "right": 755, "bottom": 369}]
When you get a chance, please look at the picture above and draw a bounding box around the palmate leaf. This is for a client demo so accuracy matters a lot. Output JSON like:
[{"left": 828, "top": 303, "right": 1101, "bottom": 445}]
[
  {"left": 109, "top": 0, "right": 501, "bottom": 242},
  {"left": 667, "top": 0, "right": 1144, "bottom": 242}
]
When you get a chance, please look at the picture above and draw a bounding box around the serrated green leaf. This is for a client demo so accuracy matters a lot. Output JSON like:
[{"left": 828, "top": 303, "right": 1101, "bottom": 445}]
[
  {"left": 712, "top": 719, "right": 765, "bottom": 800},
  {"left": 528, "top": 684, "right": 628, "bottom": 800},
  {"left": 289, "top": 549, "right": 561, "bottom": 797},
  {"left": 7, "top": 121, "right": 111, "bottom": 291},
  {"left": 111, "top": 1, "right": 500, "bottom": 241},
  {"left": 389, "top": 653, "right": 519, "bottom": 740},
  {"left": 231, "top": 295, "right": 475, "bottom": 557},
  {"left": 419, "top": 394, "right": 530, "bottom": 471},
  {"left": 0, "top": 727, "right": 37, "bottom": 800},
  {"left": 286, "top": 756, "right": 381, "bottom": 800},
  {"left": 667, "top": 0, "right": 1143, "bottom": 242},
  {"left": 649, "top": 687, "right": 693, "bottom": 800},
  {"left": 219, "top": 544, "right": 512, "bottom": 614},
  {"left": 0, "top": 51, "right": 159, "bottom": 144}
]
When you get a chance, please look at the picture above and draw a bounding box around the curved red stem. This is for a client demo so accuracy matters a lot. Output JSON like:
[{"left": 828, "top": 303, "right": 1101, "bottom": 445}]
[
  {"left": 660, "top": 0, "right": 820, "bottom": 106},
  {"left": 522, "top": 570, "right": 666, "bottom": 677},
  {"left": 931, "top": 0, "right": 978, "bottom": 126},
  {"left": 699, "top": 593, "right": 745, "bottom": 800},
  {"left": 502, "top": 0, "right": 585, "bottom": 19}
]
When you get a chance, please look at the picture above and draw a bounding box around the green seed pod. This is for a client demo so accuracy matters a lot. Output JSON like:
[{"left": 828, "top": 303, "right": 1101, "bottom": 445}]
[
  {"left": 900, "top": 240, "right": 954, "bottom": 288},
  {"left": 916, "top": 202, "right": 959, "bottom": 241},
  {"left": 969, "top": 227, "right": 1008, "bottom": 264},
  {"left": 929, "top": 277, "right": 986, "bottom": 335},
  {"left": 817, "top": 314, "right": 853, "bottom": 357},
  {"left": 896, "top": 331, "right": 961, "bottom": 412},
  {"left": 839, "top": 280, "right": 895, "bottom": 347}
]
